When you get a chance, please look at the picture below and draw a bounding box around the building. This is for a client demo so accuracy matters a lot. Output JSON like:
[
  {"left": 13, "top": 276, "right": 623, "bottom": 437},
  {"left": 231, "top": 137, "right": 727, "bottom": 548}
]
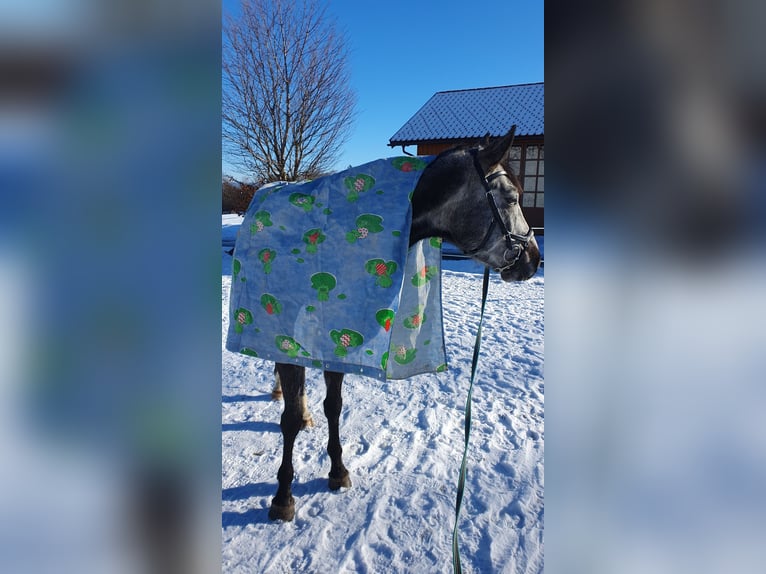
[{"left": 388, "top": 82, "right": 544, "bottom": 230}]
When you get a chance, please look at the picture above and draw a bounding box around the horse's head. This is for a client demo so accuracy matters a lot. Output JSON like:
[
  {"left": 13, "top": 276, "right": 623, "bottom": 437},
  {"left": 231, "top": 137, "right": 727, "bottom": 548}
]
[{"left": 411, "top": 127, "right": 541, "bottom": 281}]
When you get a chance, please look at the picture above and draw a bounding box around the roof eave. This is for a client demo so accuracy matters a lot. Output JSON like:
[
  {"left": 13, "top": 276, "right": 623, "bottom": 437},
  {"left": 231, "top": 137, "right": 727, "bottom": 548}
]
[{"left": 389, "top": 133, "right": 544, "bottom": 147}]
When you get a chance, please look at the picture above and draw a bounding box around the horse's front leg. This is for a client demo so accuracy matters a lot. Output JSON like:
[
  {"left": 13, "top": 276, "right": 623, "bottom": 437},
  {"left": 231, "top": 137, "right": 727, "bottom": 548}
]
[
  {"left": 269, "top": 363, "right": 307, "bottom": 521},
  {"left": 324, "top": 371, "right": 351, "bottom": 490},
  {"left": 271, "top": 365, "right": 314, "bottom": 428}
]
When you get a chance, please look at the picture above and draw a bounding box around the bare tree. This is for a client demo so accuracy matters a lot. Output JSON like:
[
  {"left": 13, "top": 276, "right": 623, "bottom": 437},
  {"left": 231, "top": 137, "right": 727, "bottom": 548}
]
[{"left": 223, "top": 0, "right": 356, "bottom": 182}]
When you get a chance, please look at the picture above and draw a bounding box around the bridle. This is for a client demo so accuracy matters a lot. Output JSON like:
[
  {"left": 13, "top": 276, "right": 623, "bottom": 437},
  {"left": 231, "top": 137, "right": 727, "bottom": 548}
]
[{"left": 464, "top": 149, "right": 534, "bottom": 272}]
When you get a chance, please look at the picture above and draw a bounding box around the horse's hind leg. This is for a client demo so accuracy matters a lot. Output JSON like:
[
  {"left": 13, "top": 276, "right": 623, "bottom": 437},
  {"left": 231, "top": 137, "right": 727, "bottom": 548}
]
[
  {"left": 324, "top": 371, "right": 351, "bottom": 490},
  {"left": 270, "top": 365, "right": 283, "bottom": 400},
  {"left": 269, "top": 363, "right": 306, "bottom": 521},
  {"left": 272, "top": 365, "right": 314, "bottom": 428}
]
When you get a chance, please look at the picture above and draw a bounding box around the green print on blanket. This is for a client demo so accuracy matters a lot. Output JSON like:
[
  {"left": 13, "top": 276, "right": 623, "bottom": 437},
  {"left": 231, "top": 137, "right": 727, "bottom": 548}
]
[
  {"left": 310, "top": 272, "right": 336, "bottom": 301},
  {"left": 365, "top": 259, "right": 398, "bottom": 288},
  {"left": 346, "top": 214, "right": 384, "bottom": 243},
  {"left": 392, "top": 156, "right": 428, "bottom": 172},
  {"left": 289, "top": 193, "right": 315, "bottom": 212},
  {"left": 275, "top": 335, "right": 310, "bottom": 359},
  {"left": 412, "top": 264, "right": 438, "bottom": 286},
  {"left": 375, "top": 309, "right": 395, "bottom": 332},
  {"left": 330, "top": 329, "right": 364, "bottom": 358},
  {"left": 250, "top": 211, "right": 273, "bottom": 233},
  {"left": 303, "top": 228, "right": 326, "bottom": 253},
  {"left": 232, "top": 258, "right": 242, "bottom": 281},
  {"left": 393, "top": 345, "right": 417, "bottom": 365},
  {"left": 403, "top": 305, "right": 426, "bottom": 329},
  {"left": 343, "top": 173, "right": 375, "bottom": 202},
  {"left": 233, "top": 308, "right": 253, "bottom": 334},
  {"left": 258, "top": 248, "right": 276, "bottom": 273},
  {"left": 260, "top": 293, "right": 282, "bottom": 315}
]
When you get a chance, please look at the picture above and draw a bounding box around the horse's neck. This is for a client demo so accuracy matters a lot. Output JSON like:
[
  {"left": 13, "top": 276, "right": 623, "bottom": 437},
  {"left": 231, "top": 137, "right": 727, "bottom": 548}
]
[
  {"left": 409, "top": 194, "right": 447, "bottom": 246},
  {"left": 408, "top": 165, "right": 457, "bottom": 247}
]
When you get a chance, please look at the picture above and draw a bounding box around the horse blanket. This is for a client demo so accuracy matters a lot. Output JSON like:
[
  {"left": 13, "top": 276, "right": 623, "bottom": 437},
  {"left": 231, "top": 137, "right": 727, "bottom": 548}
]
[{"left": 226, "top": 156, "right": 449, "bottom": 381}]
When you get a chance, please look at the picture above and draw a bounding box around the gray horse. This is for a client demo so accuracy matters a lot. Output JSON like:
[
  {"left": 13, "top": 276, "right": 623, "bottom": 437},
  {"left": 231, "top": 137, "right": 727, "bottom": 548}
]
[{"left": 263, "top": 128, "right": 540, "bottom": 520}]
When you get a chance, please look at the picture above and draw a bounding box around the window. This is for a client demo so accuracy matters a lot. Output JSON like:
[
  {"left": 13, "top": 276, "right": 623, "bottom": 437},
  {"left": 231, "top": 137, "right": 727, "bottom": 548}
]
[{"left": 520, "top": 144, "right": 544, "bottom": 209}]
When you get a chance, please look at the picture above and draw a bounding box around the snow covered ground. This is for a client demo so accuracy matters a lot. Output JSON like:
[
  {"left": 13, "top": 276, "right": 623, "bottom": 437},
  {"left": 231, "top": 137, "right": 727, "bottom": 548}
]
[{"left": 222, "top": 215, "right": 544, "bottom": 573}]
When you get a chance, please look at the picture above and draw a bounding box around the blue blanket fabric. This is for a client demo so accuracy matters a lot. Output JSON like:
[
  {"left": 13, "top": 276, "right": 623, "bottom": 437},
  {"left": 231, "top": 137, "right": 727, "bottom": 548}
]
[{"left": 226, "top": 156, "right": 448, "bottom": 381}]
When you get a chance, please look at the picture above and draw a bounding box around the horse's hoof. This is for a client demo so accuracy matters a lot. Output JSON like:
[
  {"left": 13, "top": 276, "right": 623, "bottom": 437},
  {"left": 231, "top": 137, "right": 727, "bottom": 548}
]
[
  {"left": 268, "top": 500, "right": 295, "bottom": 522},
  {"left": 270, "top": 389, "right": 283, "bottom": 401},
  {"left": 328, "top": 473, "right": 351, "bottom": 491},
  {"left": 301, "top": 416, "right": 315, "bottom": 429}
]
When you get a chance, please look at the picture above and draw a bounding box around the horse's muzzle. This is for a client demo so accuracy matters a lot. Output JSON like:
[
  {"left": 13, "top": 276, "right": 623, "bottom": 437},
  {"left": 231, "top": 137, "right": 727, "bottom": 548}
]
[{"left": 499, "top": 239, "right": 540, "bottom": 282}]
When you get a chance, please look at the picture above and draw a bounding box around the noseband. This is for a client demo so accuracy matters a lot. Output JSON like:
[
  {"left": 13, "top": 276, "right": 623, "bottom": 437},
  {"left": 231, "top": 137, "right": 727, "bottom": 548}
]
[{"left": 464, "top": 150, "right": 534, "bottom": 271}]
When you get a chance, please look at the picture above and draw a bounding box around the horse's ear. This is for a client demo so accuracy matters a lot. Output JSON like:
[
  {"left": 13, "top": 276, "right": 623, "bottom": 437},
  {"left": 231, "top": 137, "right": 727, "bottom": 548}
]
[{"left": 477, "top": 125, "right": 517, "bottom": 171}]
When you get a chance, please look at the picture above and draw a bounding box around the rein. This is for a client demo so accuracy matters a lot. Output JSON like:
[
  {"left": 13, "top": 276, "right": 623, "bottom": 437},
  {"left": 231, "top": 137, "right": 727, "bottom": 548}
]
[
  {"left": 452, "top": 266, "right": 491, "bottom": 574},
  {"left": 452, "top": 138, "right": 532, "bottom": 571},
  {"left": 465, "top": 150, "right": 534, "bottom": 272}
]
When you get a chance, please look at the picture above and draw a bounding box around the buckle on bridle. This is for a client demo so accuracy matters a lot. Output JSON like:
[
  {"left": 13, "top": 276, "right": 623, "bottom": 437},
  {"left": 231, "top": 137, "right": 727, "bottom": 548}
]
[{"left": 498, "top": 228, "right": 534, "bottom": 270}]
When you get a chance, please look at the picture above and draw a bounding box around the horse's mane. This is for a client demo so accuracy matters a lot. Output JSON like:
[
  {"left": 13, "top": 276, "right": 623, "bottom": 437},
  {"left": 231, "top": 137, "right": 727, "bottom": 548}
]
[
  {"left": 429, "top": 140, "right": 523, "bottom": 191},
  {"left": 433, "top": 141, "right": 478, "bottom": 158}
]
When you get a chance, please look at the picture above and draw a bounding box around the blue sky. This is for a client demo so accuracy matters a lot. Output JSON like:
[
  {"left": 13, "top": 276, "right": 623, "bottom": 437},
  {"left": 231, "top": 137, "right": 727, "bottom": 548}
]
[{"left": 222, "top": 0, "right": 543, "bottom": 178}]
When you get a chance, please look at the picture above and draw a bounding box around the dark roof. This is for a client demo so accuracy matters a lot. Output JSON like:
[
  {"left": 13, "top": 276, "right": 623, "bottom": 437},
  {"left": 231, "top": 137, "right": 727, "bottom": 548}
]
[{"left": 389, "top": 82, "right": 544, "bottom": 146}]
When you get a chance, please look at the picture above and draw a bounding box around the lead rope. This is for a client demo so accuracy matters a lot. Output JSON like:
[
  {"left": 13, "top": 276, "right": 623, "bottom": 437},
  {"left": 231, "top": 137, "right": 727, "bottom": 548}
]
[{"left": 452, "top": 266, "right": 491, "bottom": 574}]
